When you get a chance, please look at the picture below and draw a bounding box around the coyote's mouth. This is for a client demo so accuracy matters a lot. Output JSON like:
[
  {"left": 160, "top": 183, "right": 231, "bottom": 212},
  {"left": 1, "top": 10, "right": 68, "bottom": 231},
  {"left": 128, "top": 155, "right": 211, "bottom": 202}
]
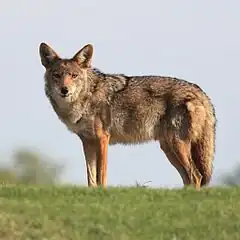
[
  {"left": 60, "top": 93, "right": 72, "bottom": 98},
  {"left": 61, "top": 94, "right": 69, "bottom": 98}
]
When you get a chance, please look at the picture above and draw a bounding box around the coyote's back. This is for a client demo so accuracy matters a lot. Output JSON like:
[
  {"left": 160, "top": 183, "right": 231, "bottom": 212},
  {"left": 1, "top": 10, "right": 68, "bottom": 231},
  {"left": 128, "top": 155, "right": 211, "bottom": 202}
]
[{"left": 39, "top": 42, "right": 216, "bottom": 188}]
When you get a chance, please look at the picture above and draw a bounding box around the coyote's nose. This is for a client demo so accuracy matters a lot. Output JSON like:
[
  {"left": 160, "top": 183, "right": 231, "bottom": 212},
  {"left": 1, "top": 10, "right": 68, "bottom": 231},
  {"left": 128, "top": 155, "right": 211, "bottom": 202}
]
[{"left": 61, "top": 87, "right": 69, "bottom": 96}]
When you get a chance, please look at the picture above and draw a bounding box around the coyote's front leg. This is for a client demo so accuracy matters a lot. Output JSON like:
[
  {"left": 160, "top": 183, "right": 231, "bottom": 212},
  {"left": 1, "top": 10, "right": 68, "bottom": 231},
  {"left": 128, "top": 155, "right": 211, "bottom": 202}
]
[
  {"left": 94, "top": 117, "right": 110, "bottom": 187},
  {"left": 79, "top": 136, "right": 97, "bottom": 187}
]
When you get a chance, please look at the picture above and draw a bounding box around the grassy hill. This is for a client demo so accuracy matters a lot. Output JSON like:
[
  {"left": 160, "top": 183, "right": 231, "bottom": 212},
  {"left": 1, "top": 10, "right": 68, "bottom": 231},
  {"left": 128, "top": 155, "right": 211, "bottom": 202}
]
[{"left": 0, "top": 185, "right": 239, "bottom": 240}]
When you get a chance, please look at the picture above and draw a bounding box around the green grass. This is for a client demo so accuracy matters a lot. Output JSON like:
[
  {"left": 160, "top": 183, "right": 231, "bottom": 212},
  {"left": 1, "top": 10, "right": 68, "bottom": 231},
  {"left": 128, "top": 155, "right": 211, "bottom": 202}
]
[{"left": 0, "top": 184, "right": 239, "bottom": 240}]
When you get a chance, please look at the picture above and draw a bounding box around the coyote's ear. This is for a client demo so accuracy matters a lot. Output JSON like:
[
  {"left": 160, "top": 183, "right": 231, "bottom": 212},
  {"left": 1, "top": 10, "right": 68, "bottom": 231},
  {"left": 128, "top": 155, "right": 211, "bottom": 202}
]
[
  {"left": 39, "top": 43, "right": 60, "bottom": 68},
  {"left": 72, "top": 44, "right": 93, "bottom": 68}
]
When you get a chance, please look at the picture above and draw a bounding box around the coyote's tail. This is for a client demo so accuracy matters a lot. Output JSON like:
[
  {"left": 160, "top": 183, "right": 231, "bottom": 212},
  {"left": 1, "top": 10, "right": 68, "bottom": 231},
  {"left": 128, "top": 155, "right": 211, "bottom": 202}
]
[{"left": 191, "top": 107, "right": 216, "bottom": 186}]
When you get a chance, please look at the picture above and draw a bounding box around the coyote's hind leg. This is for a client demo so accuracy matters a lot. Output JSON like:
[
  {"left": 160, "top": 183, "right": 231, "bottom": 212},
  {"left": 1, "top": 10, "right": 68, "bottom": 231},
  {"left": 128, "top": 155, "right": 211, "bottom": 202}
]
[
  {"left": 170, "top": 138, "right": 202, "bottom": 189},
  {"left": 160, "top": 140, "right": 190, "bottom": 185},
  {"left": 159, "top": 103, "right": 203, "bottom": 189}
]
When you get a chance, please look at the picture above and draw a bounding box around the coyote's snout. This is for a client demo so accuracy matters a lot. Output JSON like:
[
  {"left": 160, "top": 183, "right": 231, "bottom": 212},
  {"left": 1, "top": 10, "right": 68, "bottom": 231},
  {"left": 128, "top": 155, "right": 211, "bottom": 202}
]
[{"left": 39, "top": 42, "right": 216, "bottom": 189}]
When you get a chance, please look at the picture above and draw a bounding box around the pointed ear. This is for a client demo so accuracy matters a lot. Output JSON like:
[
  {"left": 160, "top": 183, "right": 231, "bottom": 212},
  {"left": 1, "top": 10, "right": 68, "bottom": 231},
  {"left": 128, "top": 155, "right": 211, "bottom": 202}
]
[
  {"left": 72, "top": 44, "right": 93, "bottom": 68},
  {"left": 39, "top": 42, "right": 60, "bottom": 68}
]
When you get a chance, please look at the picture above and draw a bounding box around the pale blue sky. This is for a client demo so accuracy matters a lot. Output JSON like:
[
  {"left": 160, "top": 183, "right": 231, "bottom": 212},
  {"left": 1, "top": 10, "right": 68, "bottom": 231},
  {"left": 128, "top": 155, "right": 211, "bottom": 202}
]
[{"left": 0, "top": 1, "right": 239, "bottom": 187}]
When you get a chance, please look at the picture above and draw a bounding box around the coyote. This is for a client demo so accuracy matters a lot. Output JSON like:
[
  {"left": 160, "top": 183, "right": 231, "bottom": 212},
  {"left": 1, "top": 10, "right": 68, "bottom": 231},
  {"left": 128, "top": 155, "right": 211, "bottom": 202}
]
[{"left": 39, "top": 43, "right": 216, "bottom": 189}]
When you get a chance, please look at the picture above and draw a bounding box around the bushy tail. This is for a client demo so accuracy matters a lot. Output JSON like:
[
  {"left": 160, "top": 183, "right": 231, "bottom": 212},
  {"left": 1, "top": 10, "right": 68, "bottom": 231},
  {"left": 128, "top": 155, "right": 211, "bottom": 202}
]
[{"left": 191, "top": 113, "right": 216, "bottom": 187}]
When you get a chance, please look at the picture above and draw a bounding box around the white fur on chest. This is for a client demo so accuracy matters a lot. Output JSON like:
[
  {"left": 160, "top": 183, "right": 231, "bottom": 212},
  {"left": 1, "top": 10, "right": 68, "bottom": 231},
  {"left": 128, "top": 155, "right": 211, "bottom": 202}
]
[
  {"left": 51, "top": 97, "right": 94, "bottom": 137},
  {"left": 60, "top": 115, "right": 95, "bottom": 139}
]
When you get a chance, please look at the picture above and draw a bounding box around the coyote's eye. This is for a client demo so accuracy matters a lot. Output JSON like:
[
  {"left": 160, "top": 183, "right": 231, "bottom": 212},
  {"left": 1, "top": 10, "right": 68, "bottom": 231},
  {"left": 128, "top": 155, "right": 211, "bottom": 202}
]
[
  {"left": 72, "top": 73, "right": 78, "bottom": 78},
  {"left": 53, "top": 73, "right": 61, "bottom": 79}
]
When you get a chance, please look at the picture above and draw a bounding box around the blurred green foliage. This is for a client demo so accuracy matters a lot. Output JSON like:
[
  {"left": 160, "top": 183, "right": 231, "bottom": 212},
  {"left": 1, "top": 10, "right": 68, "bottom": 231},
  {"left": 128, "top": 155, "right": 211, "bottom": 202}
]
[{"left": 0, "top": 149, "right": 64, "bottom": 185}]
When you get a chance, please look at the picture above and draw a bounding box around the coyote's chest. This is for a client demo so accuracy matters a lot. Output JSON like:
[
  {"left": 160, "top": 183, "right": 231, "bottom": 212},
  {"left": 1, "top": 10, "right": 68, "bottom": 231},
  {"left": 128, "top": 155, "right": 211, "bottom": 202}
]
[
  {"left": 63, "top": 116, "right": 95, "bottom": 138},
  {"left": 50, "top": 98, "right": 96, "bottom": 138}
]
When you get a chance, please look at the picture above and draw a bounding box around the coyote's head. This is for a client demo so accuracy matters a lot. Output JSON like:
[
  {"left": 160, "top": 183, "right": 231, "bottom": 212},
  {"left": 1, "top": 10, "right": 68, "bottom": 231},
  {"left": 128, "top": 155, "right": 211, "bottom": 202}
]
[{"left": 39, "top": 43, "right": 93, "bottom": 103}]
